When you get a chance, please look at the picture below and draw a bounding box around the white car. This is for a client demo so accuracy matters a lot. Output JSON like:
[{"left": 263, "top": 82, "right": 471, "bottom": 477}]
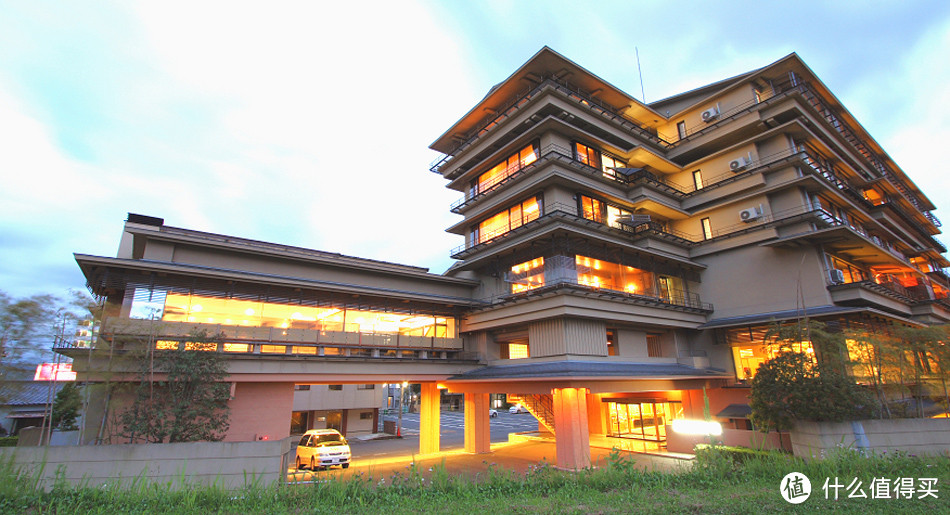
[
  {"left": 489, "top": 409, "right": 498, "bottom": 418},
  {"left": 509, "top": 405, "right": 528, "bottom": 414},
  {"left": 295, "top": 429, "right": 351, "bottom": 470}
]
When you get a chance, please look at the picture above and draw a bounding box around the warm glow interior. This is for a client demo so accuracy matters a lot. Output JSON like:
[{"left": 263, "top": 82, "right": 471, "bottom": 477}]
[
  {"left": 732, "top": 340, "right": 815, "bottom": 380},
  {"left": 475, "top": 143, "right": 538, "bottom": 195},
  {"left": 477, "top": 197, "right": 541, "bottom": 244},
  {"left": 131, "top": 290, "right": 456, "bottom": 337},
  {"left": 510, "top": 257, "right": 545, "bottom": 293},
  {"left": 508, "top": 343, "right": 529, "bottom": 359},
  {"left": 575, "top": 255, "right": 663, "bottom": 296}
]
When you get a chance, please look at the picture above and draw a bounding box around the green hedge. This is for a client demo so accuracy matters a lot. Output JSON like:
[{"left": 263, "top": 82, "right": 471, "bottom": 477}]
[{"left": 0, "top": 436, "right": 18, "bottom": 447}]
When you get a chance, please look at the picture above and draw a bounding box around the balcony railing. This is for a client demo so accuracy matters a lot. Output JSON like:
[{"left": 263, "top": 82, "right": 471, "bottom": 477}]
[
  {"left": 431, "top": 77, "right": 671, "bottom": 175},
  {"left": 501, "top": 279, "right": 713, "bottom": 312},
  {"left": 56, "top": 318, "right": 467, "bottom": 359}
]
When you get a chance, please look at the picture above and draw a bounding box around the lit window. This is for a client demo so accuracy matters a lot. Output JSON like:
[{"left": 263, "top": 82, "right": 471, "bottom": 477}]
[
  {"left": 510, "top": 258, "right": 545, "bottom": 293},
  {"left": 508, "top": 343, "right": 529, "bottom": 359},
  {"left": 156, "top": 340, "right": 179, "bottom": 350},
  {"left": 692, "top": 170, "right": 703, "bottom": 190},
  {"left": 476, "top": 196, "right": 542, "bottom": 244},
  {"left": 474, "top": 142, "right": 539, "bottom": 194},
  {"left": 701, "top": 218, "right": 713, "bottom": 240},
  {"left": 261, "top": 344, "right": 286, "bottom": 354},
  {"left": 677, "top": 121, "right": 686, "bottom": 140},
  {"left": 223, "top": 343, "right": 249, "bottom": 353}
]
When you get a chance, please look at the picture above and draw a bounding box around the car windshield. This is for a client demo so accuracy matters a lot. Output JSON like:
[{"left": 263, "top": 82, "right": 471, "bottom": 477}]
[{"left": 314, "top": 434, "right": 346, "bottom": 446}]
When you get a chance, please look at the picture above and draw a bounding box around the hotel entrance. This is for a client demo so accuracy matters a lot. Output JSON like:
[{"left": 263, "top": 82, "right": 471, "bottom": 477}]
[{"left": 605, "top": 400, "right": 684, "bottom": 442}]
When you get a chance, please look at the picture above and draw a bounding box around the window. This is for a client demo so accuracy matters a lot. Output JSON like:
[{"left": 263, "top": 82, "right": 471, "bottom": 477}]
[
  {"left": 607, "top": 329, "right": 618, "bottom": 356},
  {"left": 294, "top": 384, "right": 311, "bottom": 391},
  {"left": 328, "top": 384, "right": 343, "bottom": 391},
  {"left": 579, "top": 195, "right": 604, "bottom": 223},
  {"left": 474, "top": 196, "right": 542, "bottom": 244},
  {"left": 677, "top": 121, "right": 686, "bottom": 140},
  {"left": 647, "top": 334, "right": 662, "bottom": 357},
  {"left": 472, "top": 142, "right": 539, "bottom": 195},
  {"left": 574, "top": 142, "right": 625, "bottom": 178},
  {"left": 359, "top": 412, "right": 373, "bottom": 420},
  {"left": 701, "top": 218, "right": 713, "bottom": 240},
  {"left": 509, "top": 258, "right": 545, "bottom": 293},
  {"left": 500, "top": 342, "right": 529, "bottom": 359},
  {"left": 692, "top": 170, "right": 703, "bottom": 190},
  {"left": 357, "top": 384, "right": 375, "bottom": 390}
]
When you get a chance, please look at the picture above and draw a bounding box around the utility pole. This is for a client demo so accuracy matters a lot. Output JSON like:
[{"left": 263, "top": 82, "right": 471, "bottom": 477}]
[{"left": 396, "top": 380, "right": 408, "bottom": 437}]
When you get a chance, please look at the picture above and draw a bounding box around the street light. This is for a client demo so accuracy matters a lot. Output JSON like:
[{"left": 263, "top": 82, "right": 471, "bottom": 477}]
[{"left": 397, "top": 380, "right": 408, "bottom": 438}]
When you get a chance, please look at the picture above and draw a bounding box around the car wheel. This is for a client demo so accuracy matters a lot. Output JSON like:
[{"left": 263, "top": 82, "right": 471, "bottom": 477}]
[
  {"left": 310, "top": 457, "right": 316, "bottom": 471},
  {"left": 342, "top": 463, "right": 350, "bottom": 469},
  {"left": 295, "top": 457, "right": 302, "bottom": 471}
]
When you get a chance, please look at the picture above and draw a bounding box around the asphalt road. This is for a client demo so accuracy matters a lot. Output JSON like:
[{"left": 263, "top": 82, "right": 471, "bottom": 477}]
[{"left": 376, "top": 409, "right": 539, "bottom": 449}]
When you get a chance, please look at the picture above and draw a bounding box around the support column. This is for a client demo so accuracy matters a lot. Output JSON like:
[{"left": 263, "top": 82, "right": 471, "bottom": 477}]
[
  {"left": 419, "top": 382, "right": 441, "bottom": 455},
  {"left": 552, "top": 387, "right": 590, "bottom": 470},
  {"left": 464, "top": 393, "right": 491, "bottom": 454}
]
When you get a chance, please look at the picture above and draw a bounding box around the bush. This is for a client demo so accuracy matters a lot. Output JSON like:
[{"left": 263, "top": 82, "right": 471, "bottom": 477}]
[{"left": 0, "top": 436, "right": 17, "bottom": 447}]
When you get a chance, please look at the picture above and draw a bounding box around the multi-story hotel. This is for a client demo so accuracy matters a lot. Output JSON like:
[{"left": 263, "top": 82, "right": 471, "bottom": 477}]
[{"left": 60, "top": 48, "right": 950, "bottom": 469}]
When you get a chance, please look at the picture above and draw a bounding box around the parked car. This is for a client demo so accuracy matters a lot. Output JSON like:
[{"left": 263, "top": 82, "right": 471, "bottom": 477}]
[
  {"left": 489, "top": 409, "right": 498, "bottom": 418},
  {"left": 509, "top": 405, "right": 527, "bottom": 414},
  {"left": 295, "top": 429, "right": 351, "bottom": 470}
]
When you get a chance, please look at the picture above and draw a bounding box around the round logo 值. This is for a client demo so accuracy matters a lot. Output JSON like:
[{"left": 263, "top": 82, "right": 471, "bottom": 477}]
[{"left": 780, "top": 472, "right": 811, "bottom": 504}]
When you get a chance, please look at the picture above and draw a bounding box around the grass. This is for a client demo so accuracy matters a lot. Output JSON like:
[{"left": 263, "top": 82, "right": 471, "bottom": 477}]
[{"left": 0, "top": 448, "right": 947, "bottom": 513}]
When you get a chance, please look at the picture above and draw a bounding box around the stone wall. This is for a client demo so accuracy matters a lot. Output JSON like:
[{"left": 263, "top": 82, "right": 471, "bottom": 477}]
[
  {"left": 790, "top": 418, "right": 950, "bottom": 459},
  {"left": 0, "top": 437, "right": 296, "bottom": 490}
]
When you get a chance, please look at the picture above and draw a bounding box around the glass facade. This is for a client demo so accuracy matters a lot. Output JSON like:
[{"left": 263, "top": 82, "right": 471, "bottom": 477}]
[
  {"left": 724, "top": 325, "right": 815, "bottom": 380},
  {"left": 129, "top": 289, "right": 457, "bottom": 338},
  {"left": 606, "top": 400, "right": 684, "bottom": 441},
  {"left": 473, "top": 142, "right": 539, "bottom": 196},
  {"left": 475, "top": 196, "right": 542, "bottom": 244}
]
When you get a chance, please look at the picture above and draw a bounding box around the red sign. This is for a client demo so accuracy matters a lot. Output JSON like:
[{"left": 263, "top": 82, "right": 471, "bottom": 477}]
[{"left": 33, "top": 363, "right": 77, "bottom": 381}]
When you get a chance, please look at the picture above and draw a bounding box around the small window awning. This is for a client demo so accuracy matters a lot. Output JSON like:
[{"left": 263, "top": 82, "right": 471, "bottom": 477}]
[
  {"left": 716, "top": 404, "right": 752, "bottom": 419},
  {"left": 6, "top": 410, "right": 46, "bottom": 419}
]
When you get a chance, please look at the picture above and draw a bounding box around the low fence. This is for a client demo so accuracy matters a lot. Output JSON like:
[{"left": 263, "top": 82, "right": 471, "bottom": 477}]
[
  {"left": 790, "top": 418, "right": 950, "bottom": 459},
  {"left": 0, "top": 437, "right": 297, "bottom": 490}
]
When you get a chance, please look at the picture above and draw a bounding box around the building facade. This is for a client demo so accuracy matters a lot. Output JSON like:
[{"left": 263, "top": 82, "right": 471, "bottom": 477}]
[{"left": 61, "top": 48, "right": 950, "bottom": 468}]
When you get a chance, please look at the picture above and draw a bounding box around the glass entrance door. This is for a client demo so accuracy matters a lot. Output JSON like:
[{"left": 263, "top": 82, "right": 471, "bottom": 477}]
[{"left": 606, "top": 400, "right": 683, "bottom": 442}]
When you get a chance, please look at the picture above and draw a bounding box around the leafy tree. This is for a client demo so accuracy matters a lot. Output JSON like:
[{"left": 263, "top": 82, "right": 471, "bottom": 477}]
[
  {"left": 51, "top": 382, "right": 82, "bottom": 430},
  {"left": 749, "top": 351, "right": 875, "bottom": 432},
  {"left": 749, "top": 321, "right": 876, "bottom": 432},
  {"left": 120, "top": 331, "right": 231, "bottom": 443}
]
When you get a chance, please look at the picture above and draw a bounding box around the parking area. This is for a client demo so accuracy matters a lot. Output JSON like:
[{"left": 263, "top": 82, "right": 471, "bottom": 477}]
[{"left": 286, "top": 411, "right": 692, "bottom": 484}]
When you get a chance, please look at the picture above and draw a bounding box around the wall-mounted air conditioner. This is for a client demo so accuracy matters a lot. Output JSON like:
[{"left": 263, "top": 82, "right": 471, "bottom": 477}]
[
  {"left": 739, "top": 207, "right": 761, "bottom": 222},
  {"left": 701, "top": 105, "right": 720, "bottom": 122},
  {"left": 829, "top": 269, "right": 845, "bottom": 284},
  {"left": 729, "top": 156, "right": 751, "bottom": 172}
]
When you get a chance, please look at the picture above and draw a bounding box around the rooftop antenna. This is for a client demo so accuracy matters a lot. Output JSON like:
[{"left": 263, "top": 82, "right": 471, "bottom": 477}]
[{"left": 636, "top": 46, "right": 646, "bottom": 102}]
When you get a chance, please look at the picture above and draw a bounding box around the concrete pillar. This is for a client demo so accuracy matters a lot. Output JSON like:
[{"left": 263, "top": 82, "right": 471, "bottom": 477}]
[
  {"left": 419, "top": 382, "right": 441, "bottom": 455},
  {"left": 552, "top": 387, "right": 591, "bottom": 470},
  {"left": 463, "top": 393, "right": 491, "bottom": 454}
]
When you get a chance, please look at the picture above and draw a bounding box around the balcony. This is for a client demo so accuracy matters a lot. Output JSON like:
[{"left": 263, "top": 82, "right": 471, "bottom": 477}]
[
  {"left": 499, "top": 279, "right": 713, "bottom": 313},
  {"left": 55, "top": 317, "right": 467, "bottom": 360}
]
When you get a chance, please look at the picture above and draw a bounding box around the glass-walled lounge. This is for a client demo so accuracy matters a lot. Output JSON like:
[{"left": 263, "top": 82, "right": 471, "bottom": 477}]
[
  {"left": 128, "top": 289, "right": 457, "bottom": 338},
  {"left": 606, "top": 400, "right": 684, "bottom": 442},
  {"left": 723, "top": 325, "right": 815, "bottom": 381},
  {"left": 506, "top": 254, "right": 703, "bottom": 309}
]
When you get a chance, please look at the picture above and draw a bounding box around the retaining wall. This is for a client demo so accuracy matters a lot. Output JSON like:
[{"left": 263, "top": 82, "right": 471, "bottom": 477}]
[{"left": 790, "top": 418, "right": 950, "bottom": 459}]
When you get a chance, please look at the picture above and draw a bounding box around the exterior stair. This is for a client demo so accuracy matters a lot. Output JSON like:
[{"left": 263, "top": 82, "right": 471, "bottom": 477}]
[{"left": 508, "top": 394, "right": 555, "bottom": 434}]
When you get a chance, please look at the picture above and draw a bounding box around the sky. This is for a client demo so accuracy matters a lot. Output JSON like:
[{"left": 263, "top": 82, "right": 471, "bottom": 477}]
[{"left": 1, "top": 1, "right": 949, "bottom": 300}]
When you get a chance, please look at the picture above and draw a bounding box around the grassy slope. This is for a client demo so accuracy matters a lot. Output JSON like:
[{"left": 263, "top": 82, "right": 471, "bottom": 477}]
[{"left": 1, "top": 448, "right": 947, "bottom": 514}]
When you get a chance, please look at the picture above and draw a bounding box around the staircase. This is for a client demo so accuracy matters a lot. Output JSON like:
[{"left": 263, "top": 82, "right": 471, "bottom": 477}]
[{"left": 508, "top": 394, "right": 555, "bottom": 434}]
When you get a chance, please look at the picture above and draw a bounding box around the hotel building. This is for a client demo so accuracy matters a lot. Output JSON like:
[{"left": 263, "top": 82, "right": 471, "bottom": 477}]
[{"left": 61, "top": 48, "right": 950, "bottom": 469}]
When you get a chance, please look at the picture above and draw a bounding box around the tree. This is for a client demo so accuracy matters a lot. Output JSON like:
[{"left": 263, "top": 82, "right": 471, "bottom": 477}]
[
  {"left": 749, "top": 321, "right": 876, "bottom": 432},
  {"left": 120, "top": 331, "right": 231, "bottom": 443},
  {"left": 51, "top": 382, "right": 82, "bottom": 430}
]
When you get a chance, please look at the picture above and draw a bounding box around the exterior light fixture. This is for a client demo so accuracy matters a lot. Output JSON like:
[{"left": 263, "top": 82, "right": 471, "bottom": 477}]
[{"left": 671, "top": 419, "right": 722, "bottom": 436}]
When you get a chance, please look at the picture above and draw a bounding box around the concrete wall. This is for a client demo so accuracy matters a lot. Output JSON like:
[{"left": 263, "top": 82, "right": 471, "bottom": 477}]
[
  {"left": 228, "top": 382, "right": 294, "bottom": 442},
  {"left": 790, "top": 418, "right": 950, "bottom": 459},
  {"left": 666, "top": 426, "right": 788, "bottom": 454},
  {"left": 0, "top": 437, "right": 294, "bottom": 490}
]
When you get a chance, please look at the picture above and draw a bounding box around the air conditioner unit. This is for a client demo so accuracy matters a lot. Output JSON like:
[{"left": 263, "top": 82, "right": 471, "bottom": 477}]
[
  {"left": 729, "top": 156, "right": 751, "bottom": 172},
  {"left": 739, "top": 208, "right": 761, "bottom": 222},
  {"left": 701, "top": 106, "right": 720, "bottom": 122},
  {"left": 829, "top": 269, "right": 845, "bottom": 284}
]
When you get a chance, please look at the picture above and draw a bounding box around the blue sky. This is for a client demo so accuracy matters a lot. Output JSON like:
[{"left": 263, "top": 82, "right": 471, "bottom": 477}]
[{"left": 2, "top": 1, "right": 949, "bottom": 299}]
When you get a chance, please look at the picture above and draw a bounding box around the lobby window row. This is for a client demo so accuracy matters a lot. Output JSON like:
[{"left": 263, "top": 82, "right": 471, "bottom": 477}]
[
  {"left": 507, "top": 254, "right": 694, "bottom": 306},
  {"left": 470, "top": 141, "right": 539, "bottom": 197},
  {"left": 472, "top": 195, "right": 542, "bottom": 245},
  {"left": 724, "top": 325, "right": 816, "bottom": 381},
  {"left": 128, "top": 288, "right": 457, "bottom": 338}
]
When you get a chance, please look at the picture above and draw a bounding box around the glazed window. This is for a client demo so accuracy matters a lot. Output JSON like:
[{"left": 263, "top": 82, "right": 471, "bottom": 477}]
[
  {"left": 500, "top": 342, "right": 529, "bottom": 360},
  {"left": 575, "top": 255, "right": 655, "bottom": 295},
  {"left": 509, "top": 257, "right": 545, "bottom": 293},
  {"left": 574, "top": 142, "right": 625, "bottom": 177},
  {"left": 474, "top": 196, "right": 542, "bottom": 244},
  {"left": 473, "top": 142, "right": 539, "bottom": 195},
  {"left": 732, "top": 340, "right": 814, "bottom": 380},
  {"left": 676, "top": 121, "right": 686, "bottom": 140},
  {"left": 579, "top": 195, "right": 604, "bottom": 223},
  {"left": 828, "top": 255, "right": 867, "bottom": 284},
  {"left": 129, "top": 289, "right": 458, "bottom": 339},
  {"left": 692, "top": 170, "right": 703, "bottom": 190},
  {"left": 701, "top": 218, "right": 713, "bottom": 240},
  {"left": 606, "top": 329, "right": 618, "bottom": 356}
]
